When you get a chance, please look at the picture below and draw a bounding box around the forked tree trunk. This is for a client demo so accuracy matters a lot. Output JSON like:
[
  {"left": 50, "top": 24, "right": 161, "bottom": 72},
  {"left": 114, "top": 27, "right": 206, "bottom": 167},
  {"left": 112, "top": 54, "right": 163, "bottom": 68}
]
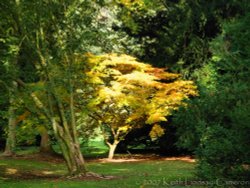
[
  {"left": 19, "top": 80, "right": 88, "bottom": 176},
  {"left": 16, "top": 56, "right": 89, "bottom": 176},
  {"left": 52, "top": 119, "right": 87, "bottom": 175},
  {"left": 107, "top": 140, "right": 119, "bottom": 160}
]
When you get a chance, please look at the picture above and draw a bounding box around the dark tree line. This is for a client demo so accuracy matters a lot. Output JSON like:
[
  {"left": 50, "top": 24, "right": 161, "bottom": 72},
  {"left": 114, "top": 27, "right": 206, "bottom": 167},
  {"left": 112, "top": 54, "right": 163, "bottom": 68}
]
[{"left": 113, "top": 0, "right": 250, "bottom": 181}]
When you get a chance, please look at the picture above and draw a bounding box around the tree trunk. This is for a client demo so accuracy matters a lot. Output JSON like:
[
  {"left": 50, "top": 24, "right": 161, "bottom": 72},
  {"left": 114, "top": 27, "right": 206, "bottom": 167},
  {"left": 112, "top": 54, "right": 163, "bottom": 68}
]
[
  {"left": 3, "top": 82, "right": 17, "bottom": 157},
  {"left": 52, "top": 119, "right": 87, "bottom": 175},
  {"left": 16, "top": 78, "right": 88, "bottom": 176},
  {"left": 107, "top": 140, "right": 119, "bottom": 160},
  {"left": 3, "top": 104, "right": 16, "bottom": 156},
  {"left": 57, "top": 136, "right": 87, "bottom": 175},
  {"left": 40, "top": 129, "right": 54, "bottom": 154}
]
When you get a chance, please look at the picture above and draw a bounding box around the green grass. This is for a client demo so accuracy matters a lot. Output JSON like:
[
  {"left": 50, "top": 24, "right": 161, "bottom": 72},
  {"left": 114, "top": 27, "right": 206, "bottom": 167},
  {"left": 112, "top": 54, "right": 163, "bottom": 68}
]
[
  {"left": 0, "top": 144, "right": 202, "bottom": 188},
  {"left": 51, "top": 140, "right": 109, "bottom": 159},
  {"left": 0, "top": 157, "right": 199, "bottom": 188}
]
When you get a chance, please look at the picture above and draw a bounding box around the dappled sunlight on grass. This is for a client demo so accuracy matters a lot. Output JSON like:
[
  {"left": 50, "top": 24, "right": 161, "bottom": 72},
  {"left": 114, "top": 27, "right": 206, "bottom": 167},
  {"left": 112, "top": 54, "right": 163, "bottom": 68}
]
[
  {"left": 6, "top": 168, "right": 18, "bottom": 175},
  {"left": 41, "top": 171, "right": 56, "bottom": 175}
]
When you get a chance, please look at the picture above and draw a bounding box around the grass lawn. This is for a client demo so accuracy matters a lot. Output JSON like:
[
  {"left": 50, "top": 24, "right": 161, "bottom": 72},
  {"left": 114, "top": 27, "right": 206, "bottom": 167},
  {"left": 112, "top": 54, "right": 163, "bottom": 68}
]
[{"left": 0, "top": 155, "right": 199, "bottom": 188}]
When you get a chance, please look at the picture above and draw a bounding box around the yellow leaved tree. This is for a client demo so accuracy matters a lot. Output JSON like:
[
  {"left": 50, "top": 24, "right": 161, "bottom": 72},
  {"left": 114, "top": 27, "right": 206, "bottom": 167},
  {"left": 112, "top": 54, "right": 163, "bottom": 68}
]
[{"left": 84, "top": 53, "right": 197, "bottom": 159}]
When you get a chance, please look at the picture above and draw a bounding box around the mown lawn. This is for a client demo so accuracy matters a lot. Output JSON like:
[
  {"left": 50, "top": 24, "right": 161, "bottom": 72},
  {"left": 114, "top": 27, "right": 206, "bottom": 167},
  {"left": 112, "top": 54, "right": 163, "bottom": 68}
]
[{"left": 0, "top": 156, "right": 199, "bottom": 188}]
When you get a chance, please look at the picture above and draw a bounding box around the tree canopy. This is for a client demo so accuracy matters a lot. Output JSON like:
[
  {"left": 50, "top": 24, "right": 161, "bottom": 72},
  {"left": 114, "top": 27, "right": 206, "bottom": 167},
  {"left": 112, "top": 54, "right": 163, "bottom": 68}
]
[{"left": 83, "top": 53, "right": 197, "bottom": 158}]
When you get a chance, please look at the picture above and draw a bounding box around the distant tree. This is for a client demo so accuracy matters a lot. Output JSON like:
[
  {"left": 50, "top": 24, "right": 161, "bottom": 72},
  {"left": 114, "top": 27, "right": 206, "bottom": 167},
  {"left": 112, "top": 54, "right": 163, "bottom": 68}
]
[{"left": 84, "top": 53, "right": 197, "bottom": 159}]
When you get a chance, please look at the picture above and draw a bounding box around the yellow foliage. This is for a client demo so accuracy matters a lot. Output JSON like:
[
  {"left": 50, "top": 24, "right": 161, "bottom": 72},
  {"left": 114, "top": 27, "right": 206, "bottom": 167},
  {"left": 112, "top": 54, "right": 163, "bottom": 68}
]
[
  {"left": 84, "top": 53, "right": 198, "bottom": 141},
  {"left": 146, "top": 113, "right": 167, "bottom": 124},
  {"left": 118, "top": 71, "right": 158, "bottom": 85},
  {"left": 117, "top": 125, "right": 130, "bottom": 133},
  {"left": 117, "top": 0, "right": 146, "bottom": 10},
  {"left": 149, "top": 124, "right": 165, "bottom": 140},
  {"left": 86, "top": 71, "right": 104, "bottom": 84}
]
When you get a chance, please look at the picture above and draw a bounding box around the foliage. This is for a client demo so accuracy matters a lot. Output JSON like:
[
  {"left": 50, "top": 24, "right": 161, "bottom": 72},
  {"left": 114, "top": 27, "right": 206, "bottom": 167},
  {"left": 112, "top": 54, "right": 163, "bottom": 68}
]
[
  {"left": 0, "top": 1, "right": 21, "bottom": 150},
  {"left": 15, "top": 115, "right": 47, "bottom": 146},
  {"left": 113, "top": 0, "right": 247, "bottom": 75},
  {"left": 173, "top": 8, "right": 250, "bottom": 181},
  {"left": 83, "top": 53, "right": 197, "bottom": 158},
  {"left": 0, "top": 0, "right": 118, "bottom": 174}
]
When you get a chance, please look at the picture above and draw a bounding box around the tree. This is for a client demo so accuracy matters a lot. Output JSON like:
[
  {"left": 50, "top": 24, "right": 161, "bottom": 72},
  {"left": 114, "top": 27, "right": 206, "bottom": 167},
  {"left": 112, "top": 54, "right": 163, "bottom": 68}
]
[
  {"left": 14, "top": 111, "right": 55, "bottom": 154},
  {"left": 113, "top": 0, "right": 246, "bottom": 75},
  {"left": 1, "top": 82, "right": 18, "bottom": 156},
  {"left": 39, "top": 127, "right": 53, "bottom": 154},
  {"left": 84, "top": 53, "right": 197, "bottom": 159},
  {"left": 0, "top": 0, "right": 22, "bottom": 156},
  {"left": 0, "top": 0, "right": 115, "bottom": 176},
  {"left": 173, "top": 4, "right": 250, "bottom": 181}
]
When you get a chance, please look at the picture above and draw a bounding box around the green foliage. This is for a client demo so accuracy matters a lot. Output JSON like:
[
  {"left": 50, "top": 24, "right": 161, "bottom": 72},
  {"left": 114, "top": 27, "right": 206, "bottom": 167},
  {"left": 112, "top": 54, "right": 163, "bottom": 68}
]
[
  {"left": 0, "top": 0, "right": 127, "bottom": 172},
  {"left": 15, "top": 116, "right": 46, "bottom": 146},
  {"left": 173, "top": 8, "right": 250, "bottom": 181},
  {"left": 114, "top": 0, "right": 247, "bottom": 74}
]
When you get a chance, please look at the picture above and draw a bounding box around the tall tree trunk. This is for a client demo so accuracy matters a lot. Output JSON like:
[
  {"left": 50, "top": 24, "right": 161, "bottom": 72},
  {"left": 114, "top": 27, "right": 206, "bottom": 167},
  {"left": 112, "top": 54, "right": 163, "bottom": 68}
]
[
  {"left": 40, "top": 129, "right": 54, "bottom": 154},
  {"left": 3, "top": 104, "right": 17, "bottom": 156},
  {"left": 3, "top": 82, "right": 17, "bottom": 156},
  {"left": 107, "top": 140, "right": 119, "bottom": 160}
]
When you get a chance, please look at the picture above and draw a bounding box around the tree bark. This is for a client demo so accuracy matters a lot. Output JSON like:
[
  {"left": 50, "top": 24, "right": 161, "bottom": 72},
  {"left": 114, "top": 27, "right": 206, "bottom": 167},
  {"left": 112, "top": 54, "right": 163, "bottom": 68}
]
[
  {"left": 51, "top": 118, "right": 87, "bottom": 175},
  {"left": 40, "top": 129, "right": 54, "bottom": 154},
  {"left": 107, "top": 140, "right": 119, "bottom": 160},
  {"left": 3, "top": 104, "right": 17, "bottom": 156},
  {"left": 17, "top": 79, "right": 88, "bottom": 175},
  {"left": 3, "top": 82, "right": 17, "bottom": 157}
]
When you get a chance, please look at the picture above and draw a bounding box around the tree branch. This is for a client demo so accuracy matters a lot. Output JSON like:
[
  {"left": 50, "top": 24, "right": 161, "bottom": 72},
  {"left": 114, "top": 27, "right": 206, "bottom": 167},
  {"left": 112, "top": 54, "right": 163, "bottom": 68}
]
[{"left": 16, "top": 79, "right": 51, "bottom": 120}]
